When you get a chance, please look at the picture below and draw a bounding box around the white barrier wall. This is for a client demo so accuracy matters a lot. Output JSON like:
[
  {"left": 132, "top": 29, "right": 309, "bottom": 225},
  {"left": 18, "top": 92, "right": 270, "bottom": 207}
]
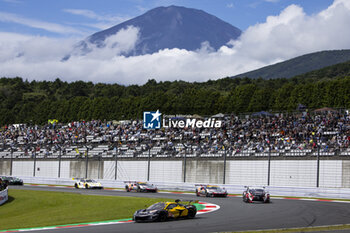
[
  {"left": 150, "top": 161, "right": 183, "bottom": 183},
  {"left": 117, "top": 161, "right": 148, "bottom": 181},
  {"left": 103, "top": 161, "right": 115, "bottom": 180},
  {"left": 6, "top": 159, "right": 350, "bottom": 188},
  {"left": 12, "top": 161, "right": 34, "bottom": 177},
  {"left": 60, "top": 161, "right": 71, "bottom": 178},
  {"left": 342, "top": 161, "right": 350, "bottom": 188},
  {"left": 270, "top": 160, "right": 317, "bottom": 187},
  {"left": 320, "top": 160, "right": 342, "bottom": 188},
  {"left": 35, "top": 161, "right": 59, "bottom": 178},
  {"left": 226, "top": 160, "right": 268, "bottom": 186}
]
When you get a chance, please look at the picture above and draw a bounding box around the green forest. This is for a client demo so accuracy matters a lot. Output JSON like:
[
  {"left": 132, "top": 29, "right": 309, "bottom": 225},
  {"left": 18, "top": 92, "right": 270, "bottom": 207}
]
[{"left": 0, "top": 61, "right": 350, "bottom": 125}]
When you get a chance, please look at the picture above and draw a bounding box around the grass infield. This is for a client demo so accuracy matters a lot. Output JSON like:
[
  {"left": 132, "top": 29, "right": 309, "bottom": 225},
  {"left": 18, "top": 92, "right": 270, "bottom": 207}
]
[{"left": 0, "top": 189, "right": 172, "bottom": 231}]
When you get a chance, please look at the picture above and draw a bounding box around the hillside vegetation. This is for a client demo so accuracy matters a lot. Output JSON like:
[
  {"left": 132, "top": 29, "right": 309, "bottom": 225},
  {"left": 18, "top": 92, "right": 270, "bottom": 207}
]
[
  {"left": 234, "top": 50, "right": 350, "bottom": 79},
  {"left": 0, "top": 60, "right": 349, "bottom": 125}
]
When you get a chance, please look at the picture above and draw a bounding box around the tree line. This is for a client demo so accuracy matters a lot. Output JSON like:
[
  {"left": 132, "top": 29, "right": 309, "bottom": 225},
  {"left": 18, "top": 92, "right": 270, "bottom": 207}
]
[{"left": 0, "top": 61, "right": 349, "bottom": 125}]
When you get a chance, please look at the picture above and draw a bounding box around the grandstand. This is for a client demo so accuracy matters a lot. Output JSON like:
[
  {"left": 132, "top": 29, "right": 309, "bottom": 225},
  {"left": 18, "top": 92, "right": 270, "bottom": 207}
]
[{"left": 0, "top": 111, "right": 349, "bottom": 159}]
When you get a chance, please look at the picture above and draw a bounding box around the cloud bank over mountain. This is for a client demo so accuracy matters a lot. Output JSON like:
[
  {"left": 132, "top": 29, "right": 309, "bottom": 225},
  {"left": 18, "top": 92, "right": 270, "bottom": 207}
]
[{"left": 1, "top": 0, "right": 350, "bottom": 85}]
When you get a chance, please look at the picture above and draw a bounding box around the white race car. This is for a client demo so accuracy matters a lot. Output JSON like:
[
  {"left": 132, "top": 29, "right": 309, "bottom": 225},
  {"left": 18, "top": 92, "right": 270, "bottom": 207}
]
[{"left": 74, "top": 179, "right": 103, "bottom": 189}]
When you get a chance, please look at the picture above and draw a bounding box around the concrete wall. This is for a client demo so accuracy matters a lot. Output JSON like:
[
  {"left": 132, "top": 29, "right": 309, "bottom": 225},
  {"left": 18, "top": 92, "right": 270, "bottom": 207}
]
[
  {"left": 3, "top": 159, "right": 350, "bottom": 188},
  {"left": 0, "top": 161, "right": 11, "bottom": 175},
  {"left": 186, "top": 160, "right": 224, "bottom": 184}
]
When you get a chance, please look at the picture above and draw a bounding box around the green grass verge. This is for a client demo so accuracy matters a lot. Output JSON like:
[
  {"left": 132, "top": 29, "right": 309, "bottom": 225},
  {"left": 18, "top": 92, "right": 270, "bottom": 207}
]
[{"left": 0, "top": 189, "right": 171, "bottom": 231}]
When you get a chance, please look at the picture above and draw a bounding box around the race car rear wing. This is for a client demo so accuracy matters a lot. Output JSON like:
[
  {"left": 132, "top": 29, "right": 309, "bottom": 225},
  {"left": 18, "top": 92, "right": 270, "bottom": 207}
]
[
  {"left": 124, "top": 181, "right": 141, "bottom": 184},
  {"left": 175, "top": 199, "right": 199, "bottom": 204},
  {"left": 195, "top": 184, "right": 208, "bottom": 187},
  {"left": 72, "top": 178, "right": 84, "bottom": 181}
]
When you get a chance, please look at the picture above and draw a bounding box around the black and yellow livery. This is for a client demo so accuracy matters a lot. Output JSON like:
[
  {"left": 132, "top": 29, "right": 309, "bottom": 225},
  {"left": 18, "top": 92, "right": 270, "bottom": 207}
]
[{"left": 133, "top": 199, "right": 197, "bottom": 222}]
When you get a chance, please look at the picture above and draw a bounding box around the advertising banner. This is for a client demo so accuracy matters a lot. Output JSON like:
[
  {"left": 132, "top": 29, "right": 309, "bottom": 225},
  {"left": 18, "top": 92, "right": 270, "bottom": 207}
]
[{"left": 0, "top": 187, "right": 8, "bottom": 205}]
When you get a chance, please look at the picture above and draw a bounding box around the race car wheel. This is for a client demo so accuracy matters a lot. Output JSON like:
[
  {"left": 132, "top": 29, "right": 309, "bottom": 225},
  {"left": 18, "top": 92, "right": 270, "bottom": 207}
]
[
  {"left": 74, "top": 184, "right": 78, "bottom": 189},
  {"left": 85, "top": 184, "right": 89, "bottom": 189},
  {"left": 158, "top": 213, "right": 167, "bottom": 222},
  {"left": 196, "top": 191, "right": 200, "bottom": 197},
  {"left": 187, "top": 209, "right": 196, "bottom": 219},
  {"left": 125, "top": 186, "right": 130, "bottom": 192}
]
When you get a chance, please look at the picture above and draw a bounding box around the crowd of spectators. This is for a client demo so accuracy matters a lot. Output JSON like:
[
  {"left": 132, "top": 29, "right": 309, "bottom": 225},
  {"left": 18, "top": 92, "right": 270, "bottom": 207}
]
[{"left": 0, "top": 110, "right": 349, "bottom": 157}]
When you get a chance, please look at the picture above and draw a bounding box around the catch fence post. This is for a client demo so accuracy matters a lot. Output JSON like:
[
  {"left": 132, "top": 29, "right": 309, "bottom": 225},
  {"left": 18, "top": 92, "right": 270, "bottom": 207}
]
[
  {"left": 85, "top": 147, "right": 89, "bottom": 179},
  {"left": 58, "top": 146, "right": 61, "bottom": 178},
  {"left": 33, "top": 147, "right": 37, "bottom": 177},
  {"left": 316, "top": 145, "right": 320, "bottom": 188},
  {"left": 114, "top": 146, "right": 118, "bottom": 180},
  {"left": 267, "top": 145, "right": 271, "bottom": 186},
  {"left": 183, "top": 146, "right": 187, "bottom": 183},
  {"left": 147, "top": 147, "right": 151, "bottom": 181},
  {"left": 10, "top": 147, "right": 13, "bottom": 176},
  {"left": 223, "top": 146, "right": 227, "bottom": 184}
]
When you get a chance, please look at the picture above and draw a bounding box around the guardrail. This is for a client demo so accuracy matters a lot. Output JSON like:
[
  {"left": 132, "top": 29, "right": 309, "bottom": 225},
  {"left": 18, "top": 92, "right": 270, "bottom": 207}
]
[
  {"left": 18, "top": 176, "right": 350, "bottom": 199},
  {"left": 0, "top": 187, "right": 8, "bottom": 205}
]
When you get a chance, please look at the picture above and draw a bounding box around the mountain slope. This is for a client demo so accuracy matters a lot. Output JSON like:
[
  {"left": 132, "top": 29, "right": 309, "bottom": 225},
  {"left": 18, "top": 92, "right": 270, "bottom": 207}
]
[
  {"left": 81, "top": 5, "right": 241, "bottom": 56},
  {"left": 233, "top": 50, "right": 350, "bottom": 79}
]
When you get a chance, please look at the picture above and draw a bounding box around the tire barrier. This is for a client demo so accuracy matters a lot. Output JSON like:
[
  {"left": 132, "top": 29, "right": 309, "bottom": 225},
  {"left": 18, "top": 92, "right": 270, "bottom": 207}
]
[{"left": 0, "top": 187, "right": 8, "bottom": 205}]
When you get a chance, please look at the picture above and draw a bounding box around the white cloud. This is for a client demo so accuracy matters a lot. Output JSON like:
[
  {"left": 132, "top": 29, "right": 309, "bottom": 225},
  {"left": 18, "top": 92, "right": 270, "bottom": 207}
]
[
  {"left": 63, "top": 9, "right": 130, "bottom": 30},
  {"left": 1, "top": 0, "right": 350, "bottom": 85},
  {"left": 0, "top": 12, "right": 82, "bottom": 35},
  {"left": 227, "top": 3, "right": 234, "bottom": 8},
  {"left": 2, "top": 0, "right": 22, "bottom": 3},
  {"left": 81, "top": 26, "right": 140, "bottom": 59}
]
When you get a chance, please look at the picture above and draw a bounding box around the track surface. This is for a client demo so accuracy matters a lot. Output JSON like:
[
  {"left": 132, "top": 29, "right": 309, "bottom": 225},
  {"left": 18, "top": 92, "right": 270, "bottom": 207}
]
[{"left": 8, "top": 186, "right": 350, "bottom": 233}]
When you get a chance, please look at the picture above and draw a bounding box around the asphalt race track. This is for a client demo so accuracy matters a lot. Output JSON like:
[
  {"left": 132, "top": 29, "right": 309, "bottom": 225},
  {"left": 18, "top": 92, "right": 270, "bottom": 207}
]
[{"left": 8, "top": 185, "right": 350, "bottom": 233}]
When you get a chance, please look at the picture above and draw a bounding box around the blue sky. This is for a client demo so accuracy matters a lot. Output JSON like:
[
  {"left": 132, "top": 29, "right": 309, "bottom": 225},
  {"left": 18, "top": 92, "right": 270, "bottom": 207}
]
[
  {"left": 0, "top": 0, "right": 334, "bottom": 38},
  {"left": 0, "top": 0, "right": 349, "bottom": 84}
]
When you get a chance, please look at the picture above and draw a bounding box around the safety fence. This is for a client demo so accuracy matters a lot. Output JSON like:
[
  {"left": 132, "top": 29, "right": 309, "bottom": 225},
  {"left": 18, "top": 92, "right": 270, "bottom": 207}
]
[{"left": 1, "top": 152, "right": 350, "bottom": 188}]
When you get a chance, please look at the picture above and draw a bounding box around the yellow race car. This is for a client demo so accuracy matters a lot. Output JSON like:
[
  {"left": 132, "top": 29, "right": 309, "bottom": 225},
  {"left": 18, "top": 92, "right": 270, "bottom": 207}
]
[
  {"left": 74, "top": 178, "right": 103, "bottom": 189},
  {"left": 133, "top": 199, "right": 197, "bottom": 222}
]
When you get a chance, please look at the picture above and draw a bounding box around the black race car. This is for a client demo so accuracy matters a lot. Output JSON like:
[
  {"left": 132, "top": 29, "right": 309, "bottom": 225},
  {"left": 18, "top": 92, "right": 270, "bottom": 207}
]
[
  {"left": 133, "top": 199, "right": 197, "bottom": 222},
  {"left": 243, "top": 186, "right": 270, "bottom": 203},
  {"left": 195, "top": 184, "right": 228, "bottom": 197},
  {"left": 125, "top": 181, "right": 157, "bottom": 193},
  {"left": 1, "top": 176, "right": 23, "bottom": 185}
]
